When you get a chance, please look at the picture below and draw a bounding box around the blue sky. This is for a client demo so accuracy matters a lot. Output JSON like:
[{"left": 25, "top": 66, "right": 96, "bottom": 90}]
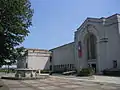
[{"left": 22, "top": 0, "right": 120, "bottom": 50}]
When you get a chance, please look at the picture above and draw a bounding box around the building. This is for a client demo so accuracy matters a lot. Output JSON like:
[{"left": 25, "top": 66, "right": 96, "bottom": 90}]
[
  {"left": 17, "top": 48, "right": 51, "bottom": 70},
  {"left": 74, "top": 14, "right": 120, "bottom": 74},
  {"left": 50, "top": 42, "right": 75, "bottom": 72},
  {"left": 17, "top": 14, "right": 120, "bottom": 74},
  {"left": 50, "top": 14, "right": 120, "bottom": 74}
]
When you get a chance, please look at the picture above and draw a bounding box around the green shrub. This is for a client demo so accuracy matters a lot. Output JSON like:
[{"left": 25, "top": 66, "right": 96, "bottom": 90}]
[
  {"left": 0, "top": 69, "right": 15, "bottom": 73},
  {"left": 52, "top": 71, "right": 62, "bottom": 74},
  {"left": 40, "top": 70, "right": 50, "bottom": 73},
  {"left": 103, "top": 69, "right": 120, "bottom": 76},
  {"left": 0, "top": 69, "right": 7, "bottom": 72},
  {"left": 77, "top": 68, "right": 94, "bottom": 76}
]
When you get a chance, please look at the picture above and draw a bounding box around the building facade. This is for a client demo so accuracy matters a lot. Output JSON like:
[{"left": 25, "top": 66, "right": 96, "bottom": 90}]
[
  {"left": 50, "top": 42, "right": 75, "bottom": 72},
  {"left": 74, "top": 14, "right": 120, "bottom": 73},
  {"left": 17, "top": 49, "right": 51, "bottom": 70},
  {"left": 17, "top": 14, "right": 120, "bottom": 74},
  {"left": 50, "top": 14, "right": 120, "bottom": 74}
]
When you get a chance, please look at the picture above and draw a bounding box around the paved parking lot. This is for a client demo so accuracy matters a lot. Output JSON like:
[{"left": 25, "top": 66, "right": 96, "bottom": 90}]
[{"left": 1, "top": 76, "right": 120, "bottom": 90}]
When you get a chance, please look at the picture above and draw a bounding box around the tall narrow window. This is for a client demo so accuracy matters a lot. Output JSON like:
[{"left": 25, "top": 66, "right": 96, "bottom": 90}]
[
  {"left": 113, "top": 60, "right": 117, "bottom": 68},
  {"left": 50, "top": 65, "right": 52, "bottom": 70},
  {"left": 26, "top": 63, "right": 28, "bottom": 68},
  {"left": 87, "top": 33, "right": 97, "bottom": 60},
  {"left": 87, "top": 38, "right": 90, "bottom": 59},
  {"left": 50, "top": 56, "right": 52, "bottom": 62},
  {"left": 90, "top": 34, "right": 96, "bottom": 59},
  {"left": 78, "top": 41, "right": 82, "bottom": 57}
]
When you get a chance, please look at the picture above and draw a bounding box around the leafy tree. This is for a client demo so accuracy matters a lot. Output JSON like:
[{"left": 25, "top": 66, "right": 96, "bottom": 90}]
[{"left": 0, "top": 0, "right": 33, "bottom": 66}]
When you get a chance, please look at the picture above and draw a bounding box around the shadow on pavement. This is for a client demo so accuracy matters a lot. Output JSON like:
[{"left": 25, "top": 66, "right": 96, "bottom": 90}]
[{"left": 0, "top": 79, "right": 9, "bottom": 90}]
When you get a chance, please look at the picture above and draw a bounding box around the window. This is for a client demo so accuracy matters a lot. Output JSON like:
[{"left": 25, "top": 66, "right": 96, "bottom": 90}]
[
  {"left": 55, "top": 65, "right": 57, "bottom": 69},
  {"left": 70, "top": 64, "right": 72, "bottom": 69},
  {"left": 72, "top": 64, "right": 75, "bottom": 68},
  {"left": 69, "top": 64, "right": 74, "bottom": 69},
  {"left": 87, "top": 33, "right": 97, "bottom": 60},
  {"left": 61, "top": 65, "right": 63, "bottom": 68},
  {"left": 64, "top": 64, "right": 66, "bottom": 68},
  {"left": 113, "top": 60, "right": 117, "bottom": 68},
  {"left": 54, "top": 65, "right": 56, "bottom": 69},
  {"left": 58, "top": 65, "right": 60, "bottom": 68},
  {"left": 57, "top": 65, "right": 59, "bottom": 68},
  {"left": 59, "top": 65, "right": 61, "bottom": 68},
  {"left": 49, "top": 65, "right": 52, "bottom": 70},
  {"left": 62, "top": 65, "right": 63, "bottom": 68},
  {"left": 63, "top": 65, "right": 65, "bottom": 68},
  {"left": 67, "top": 64, "right": 69, "bottom": 68},
  {"left": 50, "top": 56, "right": 52, "bottom": 62},
  {"left": 26, "top": 63, "right": 28, "bottom": 68}
]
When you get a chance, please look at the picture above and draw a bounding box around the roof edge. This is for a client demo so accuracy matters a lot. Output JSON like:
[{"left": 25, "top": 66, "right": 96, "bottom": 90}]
[{"left": 49, "top": 42, "right": 74, "bottom": 51}]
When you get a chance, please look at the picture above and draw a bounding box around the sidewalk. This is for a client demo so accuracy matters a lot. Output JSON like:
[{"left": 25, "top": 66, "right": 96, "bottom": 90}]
[
  {"left": 0, "top": 79, "right": 9, "bottom": 90},
  {"left": 50, "top": 75, "right": 120, "bottom": 85},
  {"left": 93, "top": 75, "right": 120, "bottom": 84},
  {"left": 0, "top": 72, "right": 14, "bottom": 90}
]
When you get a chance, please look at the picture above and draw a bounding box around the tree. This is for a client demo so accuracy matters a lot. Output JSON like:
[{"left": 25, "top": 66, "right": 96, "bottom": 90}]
[{"left": 0, "top": 0, "right": 33, "bottom": 65}]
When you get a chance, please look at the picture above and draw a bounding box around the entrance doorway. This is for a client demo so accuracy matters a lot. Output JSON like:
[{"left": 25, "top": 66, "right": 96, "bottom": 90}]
[
  {"left": 91, "top": 64, "right": 96, "bottom": 72},
  {"left": 88, "top": 63, "right": 96, "bottom": 73}
]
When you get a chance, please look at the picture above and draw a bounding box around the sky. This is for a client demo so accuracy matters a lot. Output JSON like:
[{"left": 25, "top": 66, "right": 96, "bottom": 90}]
[{"left": 22, "top": 0, "right": 120, "bottom": 50}]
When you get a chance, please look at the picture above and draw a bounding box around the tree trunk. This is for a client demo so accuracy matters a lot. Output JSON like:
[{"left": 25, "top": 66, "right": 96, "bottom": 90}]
[{"left": 7, "top": 65, "right": 9, "bottom": 73}]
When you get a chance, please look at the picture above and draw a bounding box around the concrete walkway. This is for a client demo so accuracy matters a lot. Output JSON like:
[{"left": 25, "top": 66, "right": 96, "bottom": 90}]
[
  {"left": 51, "top": 75, "right": 120, "bottom": 85},
  {"left": 1, "top": 76, "right": 120, "bottom": 90},
  {"left": 0, "top": 72, "right": 120, "bottom": 90},
  {"left": 94, "top": 75, "right": 120, "bottom": 84},
  {"left": 0, "top": 79, "right": 9, "bottom": 90}
]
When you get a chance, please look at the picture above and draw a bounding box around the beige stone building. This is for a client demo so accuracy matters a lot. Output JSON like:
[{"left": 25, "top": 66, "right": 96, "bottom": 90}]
[
  {"left": 50, "top": 14, "right": 120, "bottom": 74},
  {"left": 17, "top": 14, "right": 120, "bottom": 74},
  {"left": 50, "top": 42, "right": 75, "bottom": 72},
  {"left": 74, "top": 14, "right": 120, "bottom": 74},
  {"left": 17, "top": 49, "right": 51, "bottom": 70}
]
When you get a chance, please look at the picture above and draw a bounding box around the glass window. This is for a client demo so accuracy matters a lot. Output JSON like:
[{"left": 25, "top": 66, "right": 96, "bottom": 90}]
[
  {"left": 63, "top": 65, "right": 65, "bottom": 68},
  {"left": 49, "top": 65, "right": 52, "bottom": 70},
  {"left": 72, "top": 64, "right": 75, "bottom": 68},
  {"left": 70, "top": 64, "right": 72, "bottom": 68},
  {"left": 26, "top": 63, "right": 28, "bottom": 68},
  {"left": 49, "top": 56, "right": 52, "bottom": 62},
  {"left": 87, "top": 34, "right": 97, "bottom": 60},
  {"left": 113, "top": 60, "right": 117, "bottom": 68},
  {"left": 67, "top": 64, "right": 69, "bottom": 68},
  {"left": 61, "top": 65, "right": 62, "bottom": 68},
  {"left": 54, "top": 65, "right": 56, "bottom": 69}
]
